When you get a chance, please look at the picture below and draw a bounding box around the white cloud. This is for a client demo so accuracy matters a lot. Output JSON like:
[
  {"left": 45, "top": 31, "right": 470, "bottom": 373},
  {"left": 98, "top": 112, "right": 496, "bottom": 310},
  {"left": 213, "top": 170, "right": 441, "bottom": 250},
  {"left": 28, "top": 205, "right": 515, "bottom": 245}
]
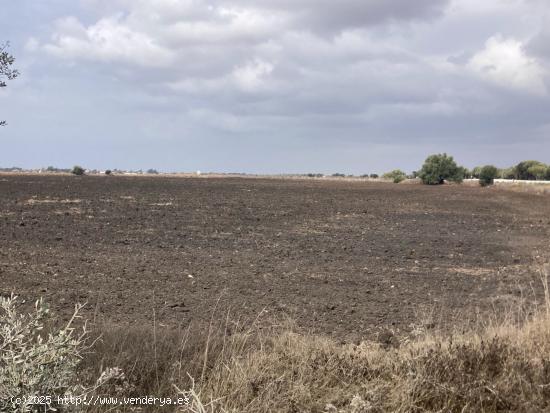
[
  {"left": 43, "top": 15, "right": 175, "bottom": 67},
  {"left": 468, "top": 35, "right": 547, "bottom": 95},
  {"left": 42, "top": 0, "right": 449, "bottom": 71},
  {"left": 164, "top": 58, "right": 275, "bottom": 95},
  {"left": 40, "top": 1, "right": 447, "bottom": 103},
  {"left": 232, "top": 59, "right": 274, "bottom": 92}
]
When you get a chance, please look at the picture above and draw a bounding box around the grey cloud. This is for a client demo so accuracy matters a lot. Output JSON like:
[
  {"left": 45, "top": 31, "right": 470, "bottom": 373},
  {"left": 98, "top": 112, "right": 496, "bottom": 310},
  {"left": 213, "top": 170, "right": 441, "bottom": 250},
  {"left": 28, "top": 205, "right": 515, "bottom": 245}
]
[
  {"left": 3, "top": 0, "right": 550, "bottom": 174},
  {"left": 39, "top": 0, "right": 452, "bottom": 84},
  {"left": 86, "top": 0, "right": 451, "bottom": 35},
  {"left": 230, "top": 0, "right": 451, "bottom": 33},
  {"left": 306, "top": 0, "right": 450, "bottom": 29},
  {"left": 525, "top": 27, "right": 550, "bottom": 62}
]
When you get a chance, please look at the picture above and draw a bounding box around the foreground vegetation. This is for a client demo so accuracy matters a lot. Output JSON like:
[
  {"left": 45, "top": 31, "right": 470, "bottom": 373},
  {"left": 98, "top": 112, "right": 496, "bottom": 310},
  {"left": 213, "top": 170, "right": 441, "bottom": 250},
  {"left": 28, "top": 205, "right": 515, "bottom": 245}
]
[{"left": 3, "top": 265, "right": 550, "bottom": 412}]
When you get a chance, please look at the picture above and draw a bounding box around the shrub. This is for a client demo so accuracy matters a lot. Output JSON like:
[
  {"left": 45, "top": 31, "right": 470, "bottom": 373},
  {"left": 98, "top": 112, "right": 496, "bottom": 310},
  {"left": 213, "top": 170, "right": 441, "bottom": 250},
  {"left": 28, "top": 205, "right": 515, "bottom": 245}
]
[
  {"left": 331, "top": 173, "right": 345, "bottom": 178},
  {"left": 71, "top": 165, "right": 85, "bottom": 176},
  {"left": 146, "top": 169, "right": 159, "bottom": 174},
  {"left": 418, "top": 153, "right": 464, "bottom": 185},
  {"left": 479, "top": 165, "right": 498, "bottom": 187},
  {"left": 0, "top": 297, "right": 128, "bottom": 412},
  {"left": 383, "top": 169, "right": 407, "bottom": 183},
  {"left": 0, "top": 295, "right": 87, "bottom": 412}
]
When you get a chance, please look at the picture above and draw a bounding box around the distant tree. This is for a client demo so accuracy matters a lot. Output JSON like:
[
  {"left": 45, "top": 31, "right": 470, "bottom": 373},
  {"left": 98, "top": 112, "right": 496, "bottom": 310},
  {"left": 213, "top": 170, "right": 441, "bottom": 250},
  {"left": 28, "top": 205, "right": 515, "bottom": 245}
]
[
  {"left": 332, "top": 173, "right": 345, "bottom": 178},
  {"left": 499, "top": 167, "right": 515, "bottom": 179},
  {"left": 458, "top": 166, "right": 471, "bottom": 179},
  {"left": 514, "top": 160, "right": 547, "bottom": 180},
  {"left": 146, "top": 168, "right": 159, "bottom": 174},
  {"left": 1, "top": 42, "right": 19, "bottom": 126},
  {"left": 369, "top": 173, "right": 379, "bottom": 179},
  {"left": 471, "top": 166, "right": 482, "bottom": 179},
  {"left": 479, "top": 165, "right": 498, "bottom": 187},
  {"left": 104, "top": 169, "right": 112, "bottom": 175},
  {"left": 527, "top": 164, "right": 548, "bottom": 180},
  {"left": 383, "top": 169, "right": 407, "bottom": 184},
  {"left": 71, "top": 166, "right": 85, "bottom": 176},
  {"left": 418, "top": 153, "right": 464, "bottom": 185}
]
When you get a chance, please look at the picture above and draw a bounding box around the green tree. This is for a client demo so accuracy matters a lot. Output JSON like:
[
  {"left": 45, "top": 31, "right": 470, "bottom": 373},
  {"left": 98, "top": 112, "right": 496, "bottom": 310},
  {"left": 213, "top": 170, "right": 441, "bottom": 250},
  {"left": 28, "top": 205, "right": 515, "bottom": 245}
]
[
  {"left": 383, "top": 169, "right": 407, "bottom": 183},
  {"left": 471, "top": 166, "right": 482, "bottom": 179},
  {"left": 499, "top": 167, "right": 515, "bottom": 179},
  {"left": 514, "top": 160, "right": 547, "bottom": 180},
  {"left": 527, "top": 164, "right": 548, "bottom": 180},
  {"left": 71, "top": 165, "right": 85, "bottom": 176},
  {"left": 458, "top": 166, "right": 471, "bottom": 179},
  {"left": 479, "top": 165, "right": 498, "bottom": 187},
  {"left": 418, "top": 153, "right": 464, "bottom": 185},
  {"left": 1, "top": 43, "right": 19, "bottom": 126}
]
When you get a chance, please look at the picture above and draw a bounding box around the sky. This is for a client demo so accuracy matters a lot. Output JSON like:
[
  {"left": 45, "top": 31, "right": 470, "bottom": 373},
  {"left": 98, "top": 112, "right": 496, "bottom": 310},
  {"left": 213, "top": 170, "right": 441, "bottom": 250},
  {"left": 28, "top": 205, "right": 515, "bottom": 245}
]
[{"left": 1, "top": 0, "right": 550, "bottom": 174}]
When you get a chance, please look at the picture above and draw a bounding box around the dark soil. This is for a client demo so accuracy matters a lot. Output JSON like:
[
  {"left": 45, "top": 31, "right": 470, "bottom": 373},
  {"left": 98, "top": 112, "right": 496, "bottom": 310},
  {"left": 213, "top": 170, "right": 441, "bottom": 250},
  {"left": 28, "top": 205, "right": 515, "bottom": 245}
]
[{"left": 1, "top": 174, "right": 549, "bottom": 340}]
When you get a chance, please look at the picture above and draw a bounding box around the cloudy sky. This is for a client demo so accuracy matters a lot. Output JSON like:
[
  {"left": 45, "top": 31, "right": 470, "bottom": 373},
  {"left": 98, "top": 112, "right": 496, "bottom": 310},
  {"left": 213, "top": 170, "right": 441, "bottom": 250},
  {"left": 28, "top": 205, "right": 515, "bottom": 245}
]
[{"left": 1, "top": 0, "right": 550, "bottom": 174}]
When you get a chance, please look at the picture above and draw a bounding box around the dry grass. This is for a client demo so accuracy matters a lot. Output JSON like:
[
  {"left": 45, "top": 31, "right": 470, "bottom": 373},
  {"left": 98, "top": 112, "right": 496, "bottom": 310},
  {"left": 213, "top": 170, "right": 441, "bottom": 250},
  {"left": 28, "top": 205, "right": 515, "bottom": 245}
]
[
  {"left": 79, "top": 266, "right": 550, "bottom": 413},
  {"left": 79, "top": 313, "right": 273, "bottom": 412},
  {"left": 181, "top": 320, "right": 550, "bottom": 412},
  {"left": 493, "top": 181, "right": 550, "bottom": 196}
]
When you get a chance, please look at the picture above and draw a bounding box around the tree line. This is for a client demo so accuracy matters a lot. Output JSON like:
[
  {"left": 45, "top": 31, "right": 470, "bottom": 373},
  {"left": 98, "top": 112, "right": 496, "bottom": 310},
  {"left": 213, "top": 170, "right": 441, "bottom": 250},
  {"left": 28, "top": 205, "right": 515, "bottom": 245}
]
[{"left": 384, "top": 155, "right": 550, "bottom": 186}]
